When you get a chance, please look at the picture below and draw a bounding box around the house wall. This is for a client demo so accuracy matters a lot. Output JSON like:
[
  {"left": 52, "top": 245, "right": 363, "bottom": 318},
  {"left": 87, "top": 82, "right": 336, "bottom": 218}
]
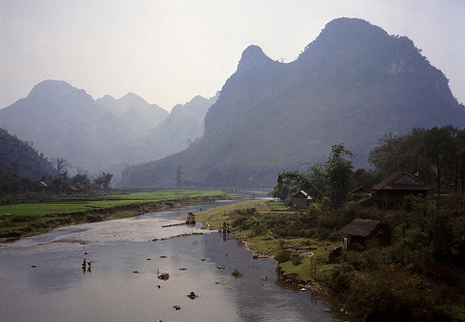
[
  {"left": 347, "top": 234, "right": 391, "bottom": 251},
  {"left": 374, "top": 190, "right": 426, "bottom": 209},
  {"left": 291, "top": 197, "right": 308, "bottom": 209},
  {"left": 364, "top": 236, "right": 382, "bottom": 250}
]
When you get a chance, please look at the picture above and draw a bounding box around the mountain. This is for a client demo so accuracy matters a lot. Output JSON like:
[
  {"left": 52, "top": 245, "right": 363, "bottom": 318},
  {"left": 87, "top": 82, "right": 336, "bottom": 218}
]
[
  {"left": 0, "top": 128, "right": 56, "bottom": 179},
  {"left": 96, "top": 93, "right": 168, "bottom": 140},
  {"left": 121, "top": 18, "right": 465, "bottom": 189},
  {"left": 0, "top": 80, "right": 106, "bottom": 171},
  {"left": 100, "top": 94, "right": 217, "bottom": 185},
  {"left": 0, "top": 80, "right": 169, "bottom": 172},
  {"left": 124, "top": 94, "right": 218, "bottom": 164}
]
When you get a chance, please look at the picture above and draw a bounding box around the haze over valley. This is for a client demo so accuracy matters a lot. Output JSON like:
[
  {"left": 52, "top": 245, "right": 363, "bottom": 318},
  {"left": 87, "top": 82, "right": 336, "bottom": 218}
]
[{"left": 1, "top": 17, "right": 464, "bottom": 189}]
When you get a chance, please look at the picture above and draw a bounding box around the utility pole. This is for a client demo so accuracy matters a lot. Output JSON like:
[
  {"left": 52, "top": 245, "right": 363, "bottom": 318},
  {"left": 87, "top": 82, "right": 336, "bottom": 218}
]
[{"left": 174, "top": 165, "right": 184, "bottom": 194}]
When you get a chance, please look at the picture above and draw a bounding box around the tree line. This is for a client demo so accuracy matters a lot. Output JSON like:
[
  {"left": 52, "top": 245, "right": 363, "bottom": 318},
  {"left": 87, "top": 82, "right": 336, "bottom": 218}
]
[
  {"left": 369, "top": 125, "right": 465, "bottom": 195},
  {"left": 272, "top": 143, "right": 381, "bottom": 207},
  {"left": 0, "top": 156, "right": 113, "bottom": 201},
  {"left": 273, "top": 125, "right": 465, "bottom": 207}
]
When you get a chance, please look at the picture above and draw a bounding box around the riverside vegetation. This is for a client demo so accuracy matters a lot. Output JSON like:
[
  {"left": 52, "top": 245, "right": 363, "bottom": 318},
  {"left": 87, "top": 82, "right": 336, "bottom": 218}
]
[
  {"left": 195, "top": 196, "right": 465, "bottom": 322},
  {"left": 0, "top": 190, "right": 242, "bottom": 240}
]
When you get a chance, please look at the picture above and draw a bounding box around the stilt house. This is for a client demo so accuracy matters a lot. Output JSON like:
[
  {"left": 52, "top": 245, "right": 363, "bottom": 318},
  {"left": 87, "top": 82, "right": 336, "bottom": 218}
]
[{"left": 371, "top": 171, "right": 430, "bottom": 209}]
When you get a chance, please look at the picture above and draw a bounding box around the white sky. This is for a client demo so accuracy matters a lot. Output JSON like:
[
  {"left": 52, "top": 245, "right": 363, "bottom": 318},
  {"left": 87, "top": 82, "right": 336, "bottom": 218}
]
[{"left": 1, "top": 0, "right": 464, "bottom": 111}]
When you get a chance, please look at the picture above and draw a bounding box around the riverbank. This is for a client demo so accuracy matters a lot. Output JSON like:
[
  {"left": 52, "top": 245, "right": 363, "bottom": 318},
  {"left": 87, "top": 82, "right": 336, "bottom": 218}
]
[
  {"left": 192, "top": 199, "right": 349, "bottom": 320},
  {"left": 193, "top": 198, "right": 465, "bottom": 322},
  {"left": 193, "top": 202, "right": 338, "bottom": 274},
  {"left": 0, "top": 191, "right": 245, "bottom": 241}
]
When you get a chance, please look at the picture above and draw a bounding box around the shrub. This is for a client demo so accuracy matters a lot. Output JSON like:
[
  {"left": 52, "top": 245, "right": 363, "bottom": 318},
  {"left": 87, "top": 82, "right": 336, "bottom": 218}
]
[
  {"left": 291, "top": 253, "right": 303, "bottom": 266},
  {"left": 275, "top": 250, "right": 291, "bottom": 263},
  {"left": 327, "top": 263, "right": 354, "bottom": 294}
]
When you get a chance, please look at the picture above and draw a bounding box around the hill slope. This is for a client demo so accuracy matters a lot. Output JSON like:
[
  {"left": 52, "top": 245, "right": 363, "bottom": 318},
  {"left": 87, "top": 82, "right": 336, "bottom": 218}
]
[
  {"left": 121, "top": 18, "right": 465, "bottom": 189},
  {"left": 0, "top": 128, "right": 56, "bottom": 180}
]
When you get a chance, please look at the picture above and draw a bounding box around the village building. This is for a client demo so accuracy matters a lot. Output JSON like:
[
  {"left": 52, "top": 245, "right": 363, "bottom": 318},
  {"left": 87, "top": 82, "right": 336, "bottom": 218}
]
[
  {"left": 371, "top": 171, "right": 430, "bottom": 209},
  {"left": 347, "top": 186, "right": 369, "bottom": 202},
  {"left": 60, "top": 182, "right": 84, "bottom": 194},
  {"left": 32, "top": 181, "right": 48, "bottom": 193},
  {"left": 290, "top": 190, "right": 313, "bottom": 209},
  {"left": 340, "top": 218, "right": 392, "bottom": 251}
]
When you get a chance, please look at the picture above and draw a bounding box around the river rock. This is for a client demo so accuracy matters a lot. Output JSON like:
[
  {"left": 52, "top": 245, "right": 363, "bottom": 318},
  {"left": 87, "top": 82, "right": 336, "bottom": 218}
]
[{"left": 187, "top": 291, "right": 198, "bottom": 299}]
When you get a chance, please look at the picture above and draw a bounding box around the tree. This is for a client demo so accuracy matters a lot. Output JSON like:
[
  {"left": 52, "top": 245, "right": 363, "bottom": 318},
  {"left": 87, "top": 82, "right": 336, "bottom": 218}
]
[
  {"left": 351, "top": 168, "right": 382, "bottom": 191},
  {"left": 94, "top": 172, "right": 113, "bottom": 190},
  {"left": 102, "top": 172, "right": 113, "bottom": 190},
  {"left": 423, "top": 126, "right": 457, "bottom": 195},
  {"left": 275, "top": 167, "right": 323, "bottom": 203},
  {"left": 273, "top": 144, "right": 355, "bottom": 208},
  {"left": 456, "top": 129, "right": 465, "bottom": 191},
  {"left": 369, "top": 128, "right": 429, "bottom": 182},
  {"left": 52, "top": 177, "right": 64, "bottom": 192},
  {"left": 325, "top": 144, "right": 354, "bottom": 207},
  {"left": 52, "top": 157, "right": 71, "bottom": 178}
]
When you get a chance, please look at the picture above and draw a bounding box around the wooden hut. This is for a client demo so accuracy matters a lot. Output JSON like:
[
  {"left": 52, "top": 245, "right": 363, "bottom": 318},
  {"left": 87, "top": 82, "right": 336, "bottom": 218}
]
[
  {"left": 371, "top": 171, "right": 430, "bottom": 209},
  {"left": 340, "top": 218, "right": 392, "bottom": 251},
  {"left": 290, "top": 190, "right": 313, "bottom": 209}
]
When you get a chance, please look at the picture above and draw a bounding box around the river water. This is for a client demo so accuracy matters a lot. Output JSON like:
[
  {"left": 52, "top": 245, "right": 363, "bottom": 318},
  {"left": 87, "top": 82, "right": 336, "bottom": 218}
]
[{"left": 0, "top": 201, "right": 333, "bottom": 322}]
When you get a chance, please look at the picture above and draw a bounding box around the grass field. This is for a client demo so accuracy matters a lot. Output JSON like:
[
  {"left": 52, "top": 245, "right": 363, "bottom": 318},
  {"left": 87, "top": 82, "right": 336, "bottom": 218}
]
[
  {"left": 0, "top": 190, "right": 238, "bottom": 239},
  {"left": 0, "top": 190, "right": 227, "bottom": 216}
]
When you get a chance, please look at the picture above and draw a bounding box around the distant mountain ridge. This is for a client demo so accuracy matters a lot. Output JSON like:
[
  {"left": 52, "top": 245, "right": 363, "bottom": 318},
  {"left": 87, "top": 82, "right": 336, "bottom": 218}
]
[
  {"left": 0, "top": 80, "right": 215, "bottom": 173},
  {"left": 121, "top": 17, "right": 465, "bottom": 188},
  {"left": 126, "top": 94, "right": 218, "bottom": 164}
]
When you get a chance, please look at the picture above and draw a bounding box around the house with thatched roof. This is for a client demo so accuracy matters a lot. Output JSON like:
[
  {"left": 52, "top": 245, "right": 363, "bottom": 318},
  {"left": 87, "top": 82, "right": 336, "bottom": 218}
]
[
  {"left": 371, "top": 171, "right": 430, "bottom": 209},
  {"left": 340, "top": 218, "right": 392, "bottom": 251},
  {"left": 290, "top": 190, "right": 313, "bottom": 209}
]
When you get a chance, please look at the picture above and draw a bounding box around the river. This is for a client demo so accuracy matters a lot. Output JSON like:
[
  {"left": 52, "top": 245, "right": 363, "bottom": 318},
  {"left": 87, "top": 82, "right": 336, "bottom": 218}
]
[{"left": 0, "top": 200, "right": 334, "bottom": 322}]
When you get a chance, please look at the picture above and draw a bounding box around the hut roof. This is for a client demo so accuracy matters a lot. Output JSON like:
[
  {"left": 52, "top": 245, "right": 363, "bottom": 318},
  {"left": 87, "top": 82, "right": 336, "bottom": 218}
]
[
  {"left": 372, "top": 171, "right": 430, "bottom": 191},
  {"left": 292, "top": 190, "right": 313, "bottom": 200},
  {"left": 348, "top": 186, "right": 368, "bottom": 195},
  {"left": 340, "top": 218, "right": 391, "bottom": 237}
]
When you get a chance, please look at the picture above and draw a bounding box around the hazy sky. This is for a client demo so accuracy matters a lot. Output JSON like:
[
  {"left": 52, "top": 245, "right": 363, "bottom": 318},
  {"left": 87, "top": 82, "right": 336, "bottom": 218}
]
[{"left": 1, "top": 1, "right": 464, "bottom": 111}]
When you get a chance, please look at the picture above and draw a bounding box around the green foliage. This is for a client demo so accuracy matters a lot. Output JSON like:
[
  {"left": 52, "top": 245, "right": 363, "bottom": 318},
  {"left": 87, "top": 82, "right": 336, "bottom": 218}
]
[
  {"left": 325, "top": 144, "right": 354, "bottom": 207},
  {"left": 230, "top": 208, "right": 260, "bottom": 230},
  {"left": 291, "top": 253, "right": 303, "bottom": 266},
  {"left": 369, "top": 125, "right": 465, "bottom": 194},
  {"left": 275, "top": 170, "right": 321, "bottom": 203},
  {"left": 273, "top": 144, "right": 357, "bottom": 208},
  {"left": 275, "top": 250, "right": 291, "bottom": 263},
  {"left": 327, "top": 263, "right": 354, "bottom": 293}
]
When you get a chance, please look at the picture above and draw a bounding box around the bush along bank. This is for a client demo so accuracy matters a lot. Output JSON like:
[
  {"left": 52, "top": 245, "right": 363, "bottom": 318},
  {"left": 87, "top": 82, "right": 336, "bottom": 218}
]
[{"left": 195, "top": 198, "right": 465, "bottom": 322}]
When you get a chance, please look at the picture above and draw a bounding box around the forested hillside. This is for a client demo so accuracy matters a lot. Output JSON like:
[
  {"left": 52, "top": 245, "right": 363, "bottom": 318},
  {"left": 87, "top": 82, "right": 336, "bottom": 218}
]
[{"left": 0, "top": 128, "right": 56, "bottom": 182}]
